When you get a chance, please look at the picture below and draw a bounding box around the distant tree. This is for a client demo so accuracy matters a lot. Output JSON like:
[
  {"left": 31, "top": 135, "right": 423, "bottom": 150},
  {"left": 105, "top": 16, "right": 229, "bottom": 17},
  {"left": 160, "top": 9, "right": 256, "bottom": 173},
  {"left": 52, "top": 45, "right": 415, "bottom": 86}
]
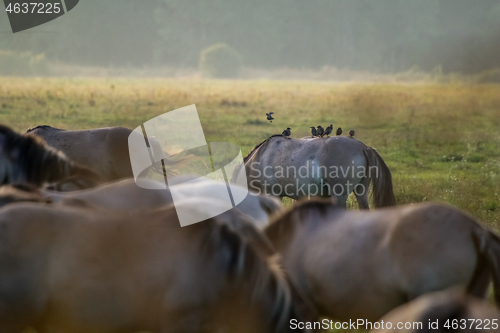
[
  {"left": 199, "top": 43, "right": 243, "bottom": 78},
  {"left": 0, "top": 50, "right": 48, "bottom": 76}
]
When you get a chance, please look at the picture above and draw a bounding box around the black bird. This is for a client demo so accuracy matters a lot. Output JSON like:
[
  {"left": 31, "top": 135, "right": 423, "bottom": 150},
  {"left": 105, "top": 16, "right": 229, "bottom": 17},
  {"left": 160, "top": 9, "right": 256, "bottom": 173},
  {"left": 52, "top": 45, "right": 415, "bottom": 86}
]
[
  {"left": 282, "top": 127, "right": 291, "bottom": 137},
  {"left": 316, "top": 125, "right": 324, "bottom": 137},
  {"left": 349, "top": 129, "right": 355, "bottom": 137},
  {"left": 336, "top": 127, "right": 342, "bottom": 136},
  {"left": 266, "top": 112, "right": 274, "bottom": 122},
  {"left": 324, "top": 124, "right": 333, "bottom": 137},
  {"left": 310, "top": 127, "right": 317, "bottom": 137}
]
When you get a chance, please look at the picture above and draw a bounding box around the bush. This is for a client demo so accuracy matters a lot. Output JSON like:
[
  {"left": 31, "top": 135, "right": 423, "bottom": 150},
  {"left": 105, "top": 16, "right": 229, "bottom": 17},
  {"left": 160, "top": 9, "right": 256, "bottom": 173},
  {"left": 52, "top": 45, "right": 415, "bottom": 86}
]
[
  {"left": 199, "top": 43, "right": 243, "bottom": 78},
  {"left": 0, "top": 50, "right": 49, "bottom": 76}
]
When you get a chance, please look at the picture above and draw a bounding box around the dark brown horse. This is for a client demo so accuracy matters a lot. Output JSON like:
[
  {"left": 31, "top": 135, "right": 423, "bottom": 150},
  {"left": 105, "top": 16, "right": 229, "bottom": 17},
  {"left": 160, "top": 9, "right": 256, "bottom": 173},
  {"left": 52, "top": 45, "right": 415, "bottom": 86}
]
[
  {"left": 0, "top": 124, "right": 101, "bottom": 189},
  {"left": 0, "top": 202, "right": 316, "bottom": 333},
  {"left": 264, "top": 199, "right": 500, "bottom": 322}
]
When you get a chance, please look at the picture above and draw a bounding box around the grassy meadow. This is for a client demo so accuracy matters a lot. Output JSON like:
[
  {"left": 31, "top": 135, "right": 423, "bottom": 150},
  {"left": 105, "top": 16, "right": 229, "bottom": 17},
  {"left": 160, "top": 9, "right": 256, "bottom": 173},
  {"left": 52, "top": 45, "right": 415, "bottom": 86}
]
[{"left": 0, "top": 77, "right": 499, "bottom": 230}]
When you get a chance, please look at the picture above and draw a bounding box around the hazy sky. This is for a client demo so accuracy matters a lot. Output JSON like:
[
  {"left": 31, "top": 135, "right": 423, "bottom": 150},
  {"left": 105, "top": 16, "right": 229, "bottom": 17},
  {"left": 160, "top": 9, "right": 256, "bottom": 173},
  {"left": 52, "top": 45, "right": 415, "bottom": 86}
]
[{"left": 1, "top": 0, "right": 499, "bottom": 73}]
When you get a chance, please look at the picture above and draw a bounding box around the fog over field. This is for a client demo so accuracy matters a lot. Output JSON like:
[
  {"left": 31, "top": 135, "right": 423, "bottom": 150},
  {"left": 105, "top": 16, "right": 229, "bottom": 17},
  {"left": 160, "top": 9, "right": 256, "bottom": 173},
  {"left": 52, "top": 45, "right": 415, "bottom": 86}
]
[{"left": 1, "top": 0, "right": 499, "bottom": 78}]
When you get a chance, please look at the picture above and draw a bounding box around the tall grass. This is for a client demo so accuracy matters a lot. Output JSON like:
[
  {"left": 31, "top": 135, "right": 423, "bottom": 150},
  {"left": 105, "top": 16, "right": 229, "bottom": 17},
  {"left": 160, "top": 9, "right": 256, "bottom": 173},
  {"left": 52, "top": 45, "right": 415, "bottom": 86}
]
[{"left": 0, "top": 77, "right": 499, "bottom": 228}]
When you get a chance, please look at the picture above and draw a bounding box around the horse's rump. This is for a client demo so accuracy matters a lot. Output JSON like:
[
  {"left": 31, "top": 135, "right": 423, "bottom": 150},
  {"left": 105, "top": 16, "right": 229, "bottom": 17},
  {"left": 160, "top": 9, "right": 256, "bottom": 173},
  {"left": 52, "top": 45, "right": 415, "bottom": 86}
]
[{"left": 265, "top": 199, "right": 498, "bottom": 322}]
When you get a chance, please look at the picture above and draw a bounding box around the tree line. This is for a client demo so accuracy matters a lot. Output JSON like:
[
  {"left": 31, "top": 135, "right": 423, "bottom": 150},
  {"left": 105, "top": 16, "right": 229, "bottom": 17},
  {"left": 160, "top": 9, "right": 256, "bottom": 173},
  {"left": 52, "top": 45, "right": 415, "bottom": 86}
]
[{"left": 1, "top": 0, "right": 499, "bottom": 74}]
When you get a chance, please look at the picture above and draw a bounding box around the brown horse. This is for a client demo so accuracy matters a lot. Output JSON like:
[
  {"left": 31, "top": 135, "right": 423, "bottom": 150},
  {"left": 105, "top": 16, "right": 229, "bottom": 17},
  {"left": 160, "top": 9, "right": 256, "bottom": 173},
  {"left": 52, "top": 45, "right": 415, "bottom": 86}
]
[
  {"left": 232, "top": 135, "right": 395, "bottom": 209},
  {"left": 0, "top": 124, "right": 101, "bottom": 189},
  {"left": 25, "top": 125, "right": 134, "bottom": 181},
  {"left": 372, "top": 288, "right": 500, "bottom": 333},
  {"left": 25, "top": 125, "right": 186, "bottom": 182},
  {"left": 0, "top": 202, "right": 316, "bottom": 333},
  {"left": 42, "top": 177, "right": 282, "bottom": 228},
  {"left": 264, "top": 199, "right": 500, "bottom": 322}
]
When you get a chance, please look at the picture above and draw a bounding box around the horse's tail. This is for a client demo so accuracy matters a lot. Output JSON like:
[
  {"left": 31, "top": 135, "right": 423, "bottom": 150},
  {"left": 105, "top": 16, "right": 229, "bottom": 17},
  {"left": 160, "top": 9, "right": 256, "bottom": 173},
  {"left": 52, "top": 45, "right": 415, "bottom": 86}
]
[
  {"left": 469, "top": 229, "right": 500, "bottom": 306},
  {"left": 364, "top": 147, "right": 396, "bottom": 207}
]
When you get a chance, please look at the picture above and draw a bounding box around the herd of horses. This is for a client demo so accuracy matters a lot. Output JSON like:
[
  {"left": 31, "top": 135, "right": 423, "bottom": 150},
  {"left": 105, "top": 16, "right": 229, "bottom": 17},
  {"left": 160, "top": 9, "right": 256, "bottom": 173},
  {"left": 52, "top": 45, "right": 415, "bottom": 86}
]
[{"left": 0, "top": 123, "right": 499, "bottom": 333}]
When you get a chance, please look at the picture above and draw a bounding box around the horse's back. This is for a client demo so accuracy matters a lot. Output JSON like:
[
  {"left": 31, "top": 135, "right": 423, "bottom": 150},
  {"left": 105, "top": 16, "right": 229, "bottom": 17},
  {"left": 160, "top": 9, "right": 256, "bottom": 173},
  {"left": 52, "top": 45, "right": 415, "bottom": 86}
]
[
  {"left": 305, "top": 203, "right": 481, "bottom": 291},
  {"left": 26, "top": 126, "right": 133, "bottom": 180},
  {"left": 256, "top": 135, "right": 366, "bottom": 163},
  {"left": 45, "top": 177, "right": 173, "bottom": 210},
  {"left": 246, "top": 135, "right": 370, "bottom": 201}
]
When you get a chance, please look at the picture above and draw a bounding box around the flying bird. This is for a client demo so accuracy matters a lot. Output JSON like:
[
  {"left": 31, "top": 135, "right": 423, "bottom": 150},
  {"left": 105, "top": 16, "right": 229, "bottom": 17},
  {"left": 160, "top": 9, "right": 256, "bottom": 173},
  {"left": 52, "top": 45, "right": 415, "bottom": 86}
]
[
  {"left": 310, "top": 127, "right": 317, "bottom": 137},
  {"left": 324, "top": 124, "right": 333, "bottom": 137},
  {"left": 336, "top": 127, "right": 342, "bottom": 136},
  {"left": 266, "top": 112, "right": 275, "bottom": 122},
  {"left": 349, "top": 129, "right": 355, "bottom": 137},
  {"left": 316, "top": 125, "right": 324, "bottom": 137},
  {"left": 282, "top": 127, "right": 291, "bottom": 137}
]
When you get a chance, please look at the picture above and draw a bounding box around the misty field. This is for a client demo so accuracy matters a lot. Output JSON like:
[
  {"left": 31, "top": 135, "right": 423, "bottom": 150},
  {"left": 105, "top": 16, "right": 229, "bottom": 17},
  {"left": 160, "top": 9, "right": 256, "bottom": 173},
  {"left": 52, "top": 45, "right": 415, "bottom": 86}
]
[{"left": 1, "top": 77, "right": 499, "bottom": 231}]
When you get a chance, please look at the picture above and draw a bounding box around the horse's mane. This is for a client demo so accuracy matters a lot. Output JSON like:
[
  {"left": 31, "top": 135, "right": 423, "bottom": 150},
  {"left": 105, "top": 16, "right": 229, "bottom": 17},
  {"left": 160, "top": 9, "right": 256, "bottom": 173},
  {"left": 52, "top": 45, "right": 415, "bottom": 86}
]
[
  {"left": 0, "top": 183, "right": 48, "bottom": 207},
  {"left": 243, "top": 134, "right": 284, "bottom": 163},
  {"left": 201, "top": 214, "right": 313, "bottom": 332},
  {"left": 26, "top": 125, "right": 63, "bottom": 133},
  {"left": 0, "top": 124, "right": 101, "bottom": 187}
]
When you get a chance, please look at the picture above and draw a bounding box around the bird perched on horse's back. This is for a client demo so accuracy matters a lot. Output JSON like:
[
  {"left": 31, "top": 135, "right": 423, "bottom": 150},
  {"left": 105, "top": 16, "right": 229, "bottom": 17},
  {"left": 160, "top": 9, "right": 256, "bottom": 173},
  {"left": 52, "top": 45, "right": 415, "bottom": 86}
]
[
  {"left": 282, "top": 127, "right": 291, "bottom": 138},
  {"left": 310, "top": 127, "right": 317, "bottom": 137},
  {"left": 316, "top": 125, "right": 324, "bottom": 137},
  {"left": 336, "top": 127, "right": 342, "bottom": 136},
  {"left": 266, "top": 112, "right": 274, "bottom": 122},
  {"left": 324, "top": 124, "right": 333, "bottom": 137},
  {"left": 349, "top": 129, "right": 355, "bottom": 137}
]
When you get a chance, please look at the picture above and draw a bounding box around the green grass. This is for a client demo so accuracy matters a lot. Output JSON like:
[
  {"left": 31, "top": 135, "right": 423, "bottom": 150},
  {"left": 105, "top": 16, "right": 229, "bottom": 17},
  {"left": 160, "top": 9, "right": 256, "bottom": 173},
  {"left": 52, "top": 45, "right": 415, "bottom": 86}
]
[
  {"left": 1, "top": 77, "right": 499, "bottom": 229},
  {"left": 1, "top": 77, "right": 500, "bottom": 332}
]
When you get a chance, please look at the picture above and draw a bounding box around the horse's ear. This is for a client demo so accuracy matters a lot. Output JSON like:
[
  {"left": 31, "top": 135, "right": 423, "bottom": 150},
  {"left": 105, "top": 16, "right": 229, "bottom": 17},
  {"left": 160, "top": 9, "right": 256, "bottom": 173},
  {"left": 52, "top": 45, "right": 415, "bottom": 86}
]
[
  {"left": 218, "top": 223, "right": 247, "bottom": 276},
  {"left": 217, "top": 210, "right": 276, "bottom": 257},
  {"left": 258, "top": 195, "right": 282, "bottom": 216}
]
